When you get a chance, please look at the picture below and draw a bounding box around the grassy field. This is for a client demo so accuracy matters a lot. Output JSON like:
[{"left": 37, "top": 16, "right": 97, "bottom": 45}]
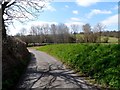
[
  {"left": 101, "top": 36, "right": 118, "bottom": 43},
  {"left": 76, "top": 34, "right": 118, "bottom": 43},
  {"left": 36, "top": 43, "right": 120, "bottom": 89},
  {"left": 108, "top": 37, "right": 118, "bottom": 43}
]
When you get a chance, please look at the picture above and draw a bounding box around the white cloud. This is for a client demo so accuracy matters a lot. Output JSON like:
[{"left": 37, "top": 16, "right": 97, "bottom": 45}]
[
  {"left": 87, "top": 9, "right": 112, "bottom": 18},
  {"left": 76, "top": 0, "right": 100, "bottom": 7},
  {"left": 101, "top": 14, "right": 118, "bottom": 26},
  {"left": 28, "top": 21, "right": 58, "bottom": 26},
  {"left": 8, "top": 20, "right": 58, "bottom": 35},
  {"left": 65, "top": 5, "right": 69, "bottom": 8},
  {"left": 70, "top": 17, "right": 80, "bottom": 21},
  {"left": 65, "top": 21, "right": 85, "bottom": 27},
  {"left": 113, "top": 5, "right": 118, "bottom": 10},
  {"left": 73, "top": 10, "right": 79, "bottom": 14},
  {"left": 44, "top": 3, "right": 56, "bottom": 12}
]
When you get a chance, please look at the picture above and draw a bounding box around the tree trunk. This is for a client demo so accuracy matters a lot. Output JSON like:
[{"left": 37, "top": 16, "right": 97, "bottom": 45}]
[
  {"left": 2, "top": 16, "right": 6, "bottom": 39},
  {"left": 2, "top": 3, "right": 7, "bottom": 39}
]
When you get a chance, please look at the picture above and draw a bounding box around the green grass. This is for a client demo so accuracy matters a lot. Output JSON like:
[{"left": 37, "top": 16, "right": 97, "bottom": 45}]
[
  {"left": 101, "top": 36, "right": 118, "bottom": 43},
  {"left": 76, "top": 34, "right": 118, "bottom": 43},
  {"left": 36, "top": 43, "right": 120, "bottom": 89},
  {"left": 76, "top": 34, "right": 84, "bottom": 38}
]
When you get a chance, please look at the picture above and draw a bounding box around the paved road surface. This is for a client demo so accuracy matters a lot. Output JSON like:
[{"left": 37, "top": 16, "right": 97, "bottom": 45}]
[{"left": 17, "top": 48, "right": 100, "bottom": 89}]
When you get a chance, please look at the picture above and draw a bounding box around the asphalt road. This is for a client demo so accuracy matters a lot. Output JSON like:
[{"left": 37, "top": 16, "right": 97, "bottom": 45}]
[{"left": 17, "top": 48, "right": 100, "bottom": 89}]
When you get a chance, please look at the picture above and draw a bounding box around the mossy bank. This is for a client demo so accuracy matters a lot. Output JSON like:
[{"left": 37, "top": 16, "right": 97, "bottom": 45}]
[{"left": 2, "top": 36, "right": 31, "bottom": 90}]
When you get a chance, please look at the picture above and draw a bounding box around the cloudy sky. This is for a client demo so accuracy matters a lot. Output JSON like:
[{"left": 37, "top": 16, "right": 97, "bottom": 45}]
[{"left": 8, "top": 0, "right": 119, "bottom": 35}]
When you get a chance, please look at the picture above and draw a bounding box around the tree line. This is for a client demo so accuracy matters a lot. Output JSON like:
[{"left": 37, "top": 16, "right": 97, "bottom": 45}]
[{"left": 14, "top": 22, "right": 118, "bottom": 46}]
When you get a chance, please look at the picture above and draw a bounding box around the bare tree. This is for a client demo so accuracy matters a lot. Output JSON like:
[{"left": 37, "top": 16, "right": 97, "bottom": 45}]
[
  {"left": 29, "top": 24, "right": 50, "bottom": 43},
  {"left": 57, "top": 23, "right": 70, "bottom": 43},
  {"left": 42, "top": 24, "right": 49, "bottom": 35},
  {"left": 30, "top": 26, "right": 38, "bottom": 36},
  {"left": 70, "top": 24, "right": 79, "bottom": 34},
  {"left": 19, "top": 27, "right": 27, "bottom": 36},
  {"left": 50, "top": 24, "right": 58, "bottom": 43},
  {"left": 1, "top": 0, "right": 49, "bottom": 38},
  {"left": 82, "top": 23, "right": 91, "bottom": 34},
  {"left": 70, "top": 24, "right": 80, "bottom": 43},
  {"left": 93, "top": 23, "right": 106, "bottom": 43},
  {"left": 82, "top": 23, "right": 91, "bottom": 42},
  {"left": 39, "top": 24, "right": 49, "bottom": 43}
]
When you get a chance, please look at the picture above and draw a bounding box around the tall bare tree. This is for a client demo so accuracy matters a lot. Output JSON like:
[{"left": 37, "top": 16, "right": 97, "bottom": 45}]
[
  {"left": 70, "top": 24, "right": 79, "bottom": 34},
  {"left": 82, "top": 23, "right": 91, "bottom": 42},
  {"left": 50, "top": 24, "right": 58, "bottom": 43},
  {"left": 19, "top": 27, "right": 27, "bottom": 36},
  {"left": 57, "top": 23, "right": 70, "bottom": 43},
  {"left": 42, "top": 24, "right": 49, "bottom": 35},
  {"left": 1, "top": 0, "right": 48, "bottom": 38},
  {"left": 93, "top": 23, "right": 106, "bottom": 42},
  {"left": 70, "top": 24, "right": 80, "bottom": 42},
  {"left": 30, "top": 26, "right": 38, "bottom": 36}
]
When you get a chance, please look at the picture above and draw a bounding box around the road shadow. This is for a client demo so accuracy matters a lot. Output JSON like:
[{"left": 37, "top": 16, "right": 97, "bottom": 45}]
[{"left": 16, "top": 53, "right": 101, "bottom": 90}]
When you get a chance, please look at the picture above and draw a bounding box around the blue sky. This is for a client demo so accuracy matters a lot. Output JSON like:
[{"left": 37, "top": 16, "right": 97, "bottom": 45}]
[{"left": 8, "top": 0, "right": 119, "bottom": 35}]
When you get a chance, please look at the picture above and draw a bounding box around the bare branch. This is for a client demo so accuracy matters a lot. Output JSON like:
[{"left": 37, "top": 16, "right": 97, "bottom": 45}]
[{"left": 6, "top": 1, "right": 16, "bottom": 8}]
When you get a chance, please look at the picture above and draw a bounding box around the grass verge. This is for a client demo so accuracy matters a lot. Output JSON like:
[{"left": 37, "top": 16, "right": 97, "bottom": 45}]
[{"left": 36, "top": 43, "right": 120, "bottom": 89}]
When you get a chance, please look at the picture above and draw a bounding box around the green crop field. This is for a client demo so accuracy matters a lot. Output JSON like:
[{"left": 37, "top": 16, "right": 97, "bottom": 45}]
[
  {"left": 76, "top": 34, "right": 118, "bottom": 43},
  {"left": 101, "top": 36, "right": 118, "bottom": 43},
  {"left": 36, "top": 43, "right": 120, "bottom": 89}
]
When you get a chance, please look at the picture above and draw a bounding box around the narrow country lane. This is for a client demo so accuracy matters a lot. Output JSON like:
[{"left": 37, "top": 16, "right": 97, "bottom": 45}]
[{"left": 17, "top": 48, "right": 100, "bottom": 89}]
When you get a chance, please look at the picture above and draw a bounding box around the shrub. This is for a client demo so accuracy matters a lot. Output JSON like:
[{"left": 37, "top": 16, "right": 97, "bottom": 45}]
[{"left": 103, "top": 37, "right": 109, "bottom": 43}]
